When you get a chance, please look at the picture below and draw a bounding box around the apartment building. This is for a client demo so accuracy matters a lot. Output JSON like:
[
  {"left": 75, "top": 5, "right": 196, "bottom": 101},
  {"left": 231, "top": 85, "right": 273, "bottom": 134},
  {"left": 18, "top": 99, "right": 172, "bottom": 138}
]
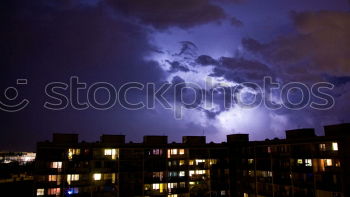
[
  {"left": 33, "top": 123, "right": 350, "bottom": 197},
  {"left": 232, "top": 125, "right": 349, "bottom": 197}
]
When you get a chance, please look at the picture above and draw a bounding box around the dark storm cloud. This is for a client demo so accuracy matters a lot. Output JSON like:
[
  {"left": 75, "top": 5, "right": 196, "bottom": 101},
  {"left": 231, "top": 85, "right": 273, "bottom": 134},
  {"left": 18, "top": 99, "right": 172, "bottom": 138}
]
[
  {"left": 241, "top": 38, "right": 264, "bottom": 52},
  {"left": 196, "top": 55, "right": 219, "bottom": 66},
  {"left": 200, "top": 108, "right": 221, "bottom": 119},
  {"left": 238, "top": 10, "right": 350, "bottom": 136},
  {"left": 106, "top": 0, "right": 227, "bottom": 29},
  {"left": 2, "top": 0, "right": 349, "bottom": 150},
  {"left": 217, "top": 0, "right": 247, "bottom": 3},
  {"left": 0, "top": 0, "right": 166, "bottom": 150},
  {"left": 195, "top": 54, "right": 272, "bottom": 83},
  {"left": 216, "top": 58, "right": 271, "bottom": 83},
  {"left": 327, "top": 76, "right": 350, "bottom": 87},
  {"left": 167, "top": 41, "right": 272, "bottom": 83},
  {"left": 1, "top": 0, "right": 164, "bottom": 82},
  {"left": 177, "top": 41, "right": 198, "bottom": 57},
  {"left": 162, "top": 43, "right": 274, "bottom": 120},
  {"left": 220, "top": 57, "right": 270, "bottom": 72},
  {"left": 166, "top": 60, "right": 190, "bottom": 73},
  {"left": 214, "top": 57, "right": 274, "bottom": 83},
  {"left": 189, "top": 53, "right": 273, "bottom": 119},
  {"left": 242, "top": 11, "right": 350, "bottom": 77},
  {"left": 230, "top": 17, "right": 244, "bottom": 27}
]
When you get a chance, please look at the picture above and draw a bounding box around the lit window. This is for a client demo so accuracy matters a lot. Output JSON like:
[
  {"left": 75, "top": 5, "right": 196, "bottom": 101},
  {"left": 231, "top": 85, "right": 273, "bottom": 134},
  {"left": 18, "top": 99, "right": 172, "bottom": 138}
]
[
  {"left": 153, "top": 172, "right": 164, "bottom": 181},
  {"left": 67, "top": 188, "right": 79, "bottom": 195},
  {"left": 104, "top": 149, "right": 118, "bottom": 160},
  {"left": 248, "top": 159, "right": 254, "bottom": 164},
  {"left": 169, "top": 171, "right": 178, "bottom": 177},
  {"left": 196, "top": 170, "right": 205, "bottom": 175},
  {"left": 36, "top": 189, "right": 44, "bottom": 196},
  {"left": 179, "top": 160, "right": 185, "bottom": 166},
  {"left": 195, "top": 159, "right": 205, "bottom": 165},
  {"left": 167, "top": 182, "right": 177, "bottom": 189},
  {"left": 67, "top": 174, "right": 79, "bottom": 185},
  {"left": 168, "top": 195, "right": 178, "bottom": 197},
  {"left": 167, "top": 149, "right": 184, "bottom": 157},
  {"left": 167, "top": 149, "right": 180, "bottom": 158},
  {"left": 189, "top": 170, "right": 195, "bottom": 177},
  {"left": 93, "top": 173, "right": 102, "bottom": 181},
  {"left": 51, "top": 162, "right": 62, "bottom": 169},
  {"left": 171, "top": 149, "right": 178, "bottom": 155},
  {"left": 48, "top": 188, "right": 60, "bottom": 195},
  {"left": 160, "top": 183, "right": 165, "bottom": 192},
  {"left": 104, "top": 149, "right": 112, "bottom": 155},
  {"left": 305, "top": 159, "right": 312, "bottom": 167},
  {"left": 297, "top": 159, "right": 303, "bottom": 165},
  {"left": 189, "top": 160, "right": 194, "bottom": 165},
  {"left": 221, "top": 191, "right": 226, "bottom": 195},
  {"left": 248, "top": 170, "right": 254, "bottom": 177},
  {"left": 112, "top": 173, "right": 116, "bottom": 183},
  {"left": 334, "top": 160, "right": 341, "bottom": 167},
  {"left": 244, "top": 193, "right": 249, "bottom": 197},
  {"left": 319, "top": 144, "right": 326, "bottom": 151},
  {"left": 153, "top": 183, "right": 160, "bottom": 190},
  {"left": 168, "top": 183, "right": 177, "bottom": 193},
  {"left": 267, "top": 171, "right": 272, "bottom": 177},
  {"left": 332, "top": 142, "right": 338, "bottom": 151},
  {"left": 144, "top": 184, "right": 151, "bottom": 191},
  {"left": 48, "top": 175, "right": 57, "bottom": 182},
  {"left": 188, "top": 170, "right": 206, "bottom": 176},
  {"left": 179, "top": 171, "right": 185, "bottom": 177},
  {"left": 325, "top": 159, "right": 332, "bottom": 167},
  {"left": 152, "top": 149, "right": 162, "bottom": 155},
  {"left": 179, "top": 149, "right": 185, "bottom": 155},
  {"left": 209, "top": 159, "right": 217, "bottom": 165},
  {"left": 68, "top": 148, "right": 80, "bottom": 160}
]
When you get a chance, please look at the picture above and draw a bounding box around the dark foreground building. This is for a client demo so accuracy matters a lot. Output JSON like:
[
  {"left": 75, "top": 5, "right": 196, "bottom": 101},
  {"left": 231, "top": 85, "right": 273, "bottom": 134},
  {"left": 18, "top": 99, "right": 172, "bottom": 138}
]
[
  {"left": 33, "top": 123, "right": 350, "bottom": 197},
  {"left": 0, "top": 152, "right": 36, "bottom": 196}
]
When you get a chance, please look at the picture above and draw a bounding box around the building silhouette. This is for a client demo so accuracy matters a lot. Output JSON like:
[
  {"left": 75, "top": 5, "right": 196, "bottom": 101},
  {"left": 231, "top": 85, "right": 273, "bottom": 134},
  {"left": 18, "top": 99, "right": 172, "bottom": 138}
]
[
  {"left": 0, "top": 152, "right": 36, "bottom": 197},
  {"left": 33, "top": 123, "right": 350, "bottom": 197}
]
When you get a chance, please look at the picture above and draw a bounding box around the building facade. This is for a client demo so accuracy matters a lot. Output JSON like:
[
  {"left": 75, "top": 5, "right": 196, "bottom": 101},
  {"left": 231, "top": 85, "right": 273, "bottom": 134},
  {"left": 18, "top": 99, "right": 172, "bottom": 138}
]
[{"left": 33, "top": 123, "right": 350, "bottom": 197}]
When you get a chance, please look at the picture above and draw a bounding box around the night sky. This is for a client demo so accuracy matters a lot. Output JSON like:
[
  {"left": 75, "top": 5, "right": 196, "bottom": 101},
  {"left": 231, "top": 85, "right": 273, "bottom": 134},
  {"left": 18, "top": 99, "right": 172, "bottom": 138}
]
[{"left": 1, "top": 0, "right": 350, "bottom": 151}]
